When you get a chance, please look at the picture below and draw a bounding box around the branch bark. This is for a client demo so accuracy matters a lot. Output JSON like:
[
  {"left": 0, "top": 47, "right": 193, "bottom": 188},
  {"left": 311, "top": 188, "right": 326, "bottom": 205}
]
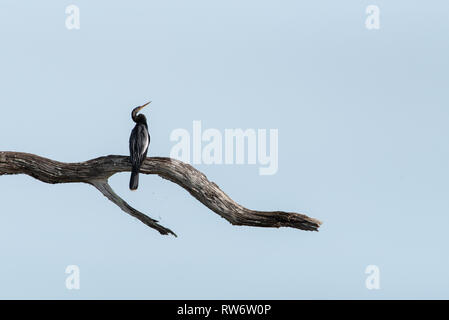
[{"left": 0, "top": 151, "right": 322, "bottom": 236}]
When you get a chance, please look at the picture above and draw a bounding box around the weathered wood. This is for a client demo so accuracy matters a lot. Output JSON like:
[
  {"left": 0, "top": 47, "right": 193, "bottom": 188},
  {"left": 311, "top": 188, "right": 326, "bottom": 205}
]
[{"left": 0, "top": 151, "right": 322, "bottom": 236}]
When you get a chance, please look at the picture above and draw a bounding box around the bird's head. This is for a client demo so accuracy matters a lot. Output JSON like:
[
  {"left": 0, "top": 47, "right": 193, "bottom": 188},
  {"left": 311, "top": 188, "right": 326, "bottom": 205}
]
[{"left": 131, "top": 101, "right": 151, "bottom": 123}]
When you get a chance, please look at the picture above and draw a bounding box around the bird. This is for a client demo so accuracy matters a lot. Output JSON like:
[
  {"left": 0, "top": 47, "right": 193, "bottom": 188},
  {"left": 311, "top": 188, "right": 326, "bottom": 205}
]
[{"left": 129, "top": 101, "right": 151, "bottom": 190}]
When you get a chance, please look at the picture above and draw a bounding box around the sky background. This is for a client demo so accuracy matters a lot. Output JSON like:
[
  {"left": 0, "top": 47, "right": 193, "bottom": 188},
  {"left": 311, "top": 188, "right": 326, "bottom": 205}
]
[{"left": 0, "top": 1, "right": 448, "bottom": 299}]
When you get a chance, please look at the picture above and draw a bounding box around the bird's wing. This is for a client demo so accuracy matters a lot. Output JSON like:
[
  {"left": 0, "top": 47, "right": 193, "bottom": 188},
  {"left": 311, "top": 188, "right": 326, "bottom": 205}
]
[{"left": 129, "top": 125, "right": 149, "bottom": 168}]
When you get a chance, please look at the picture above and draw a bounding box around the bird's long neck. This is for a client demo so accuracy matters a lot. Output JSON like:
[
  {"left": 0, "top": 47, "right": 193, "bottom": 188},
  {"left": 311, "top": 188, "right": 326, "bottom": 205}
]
[{"left": 132, "top": 111, "right": 139, "bottom": 122}]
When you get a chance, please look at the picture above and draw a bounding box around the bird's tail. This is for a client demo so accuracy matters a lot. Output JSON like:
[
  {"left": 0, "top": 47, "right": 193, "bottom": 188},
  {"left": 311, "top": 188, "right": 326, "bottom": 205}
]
[{"left": 130, "top": 167, "right": 139, "bottom": 190}]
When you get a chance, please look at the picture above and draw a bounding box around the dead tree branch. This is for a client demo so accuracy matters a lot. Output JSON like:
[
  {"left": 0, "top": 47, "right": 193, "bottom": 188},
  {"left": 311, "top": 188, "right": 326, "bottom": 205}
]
[{"left": 0, "top": 151, "right": 322, "bottom": 236}]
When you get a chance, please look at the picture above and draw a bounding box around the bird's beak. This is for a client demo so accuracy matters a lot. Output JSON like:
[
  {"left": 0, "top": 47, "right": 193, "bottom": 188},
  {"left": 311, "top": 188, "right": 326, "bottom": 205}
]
[{"left": 137, "top": 101, "right": 151, "bottom": 112}]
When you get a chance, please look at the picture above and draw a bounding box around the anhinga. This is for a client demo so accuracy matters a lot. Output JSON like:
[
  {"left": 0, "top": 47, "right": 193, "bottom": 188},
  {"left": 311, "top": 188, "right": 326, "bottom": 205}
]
[{"left": 129, "top": 101, "right": 151, "bottom": 190}]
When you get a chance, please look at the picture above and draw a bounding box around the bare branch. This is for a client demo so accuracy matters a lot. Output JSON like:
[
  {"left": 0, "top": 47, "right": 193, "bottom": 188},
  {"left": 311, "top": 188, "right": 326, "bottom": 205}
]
[
  {"left": 0, "top": 151, "right": 322, "bottom": 236},
  {"left": 90, "top": 179, "right": 177, "bottom": 237}
]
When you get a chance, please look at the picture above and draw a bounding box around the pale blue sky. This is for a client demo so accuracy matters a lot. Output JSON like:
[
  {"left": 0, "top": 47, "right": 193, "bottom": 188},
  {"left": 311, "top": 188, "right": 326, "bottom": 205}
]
[{"left": 0, "top": 1, "right": 448, "bottom": 299}]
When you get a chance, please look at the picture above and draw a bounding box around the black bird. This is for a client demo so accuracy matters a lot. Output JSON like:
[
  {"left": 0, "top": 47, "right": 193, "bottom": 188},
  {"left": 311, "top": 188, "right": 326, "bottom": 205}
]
[{"left": 129, "top": 101, "right": 151, "bottom": 190}]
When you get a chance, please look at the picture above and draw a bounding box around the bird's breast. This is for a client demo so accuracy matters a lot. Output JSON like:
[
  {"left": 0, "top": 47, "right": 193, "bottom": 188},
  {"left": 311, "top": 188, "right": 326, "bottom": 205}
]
[{"left": 142, "top": 131, "right": 149, "bottom": 155}]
